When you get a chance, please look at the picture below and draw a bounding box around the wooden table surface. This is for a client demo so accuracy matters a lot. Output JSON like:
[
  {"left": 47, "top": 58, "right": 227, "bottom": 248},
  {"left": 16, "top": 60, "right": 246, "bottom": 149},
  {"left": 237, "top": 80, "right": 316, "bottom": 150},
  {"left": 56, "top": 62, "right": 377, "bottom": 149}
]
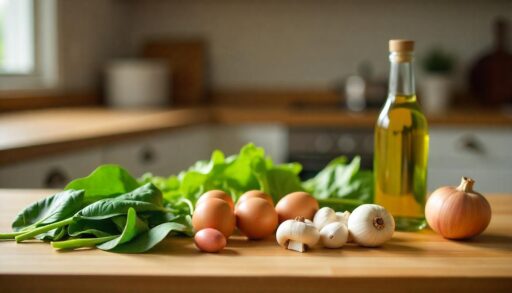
[{"left": 0, "top": 190, "right": 511, "bottom": 292}]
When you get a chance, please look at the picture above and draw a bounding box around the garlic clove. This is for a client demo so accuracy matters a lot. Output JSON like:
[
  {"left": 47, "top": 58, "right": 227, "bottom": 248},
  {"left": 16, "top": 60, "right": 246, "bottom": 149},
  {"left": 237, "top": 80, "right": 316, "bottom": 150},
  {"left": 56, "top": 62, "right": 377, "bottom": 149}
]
[
  {"left": 320, "top": 222, "right": 348, "bottom": 248},
  {"left": 313, "top": 207, "right": 337, "bottom": 230},
  {"left": 335, "top": 211, "right": 350, "bottom": 226}
]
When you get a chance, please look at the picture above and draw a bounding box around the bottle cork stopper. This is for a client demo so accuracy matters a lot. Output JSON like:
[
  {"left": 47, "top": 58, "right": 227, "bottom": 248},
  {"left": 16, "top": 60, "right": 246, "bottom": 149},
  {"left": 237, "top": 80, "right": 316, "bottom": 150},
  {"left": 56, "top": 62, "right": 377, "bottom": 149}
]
[{"left": 389, "top": 39, "right": 415, "bottom": 52}]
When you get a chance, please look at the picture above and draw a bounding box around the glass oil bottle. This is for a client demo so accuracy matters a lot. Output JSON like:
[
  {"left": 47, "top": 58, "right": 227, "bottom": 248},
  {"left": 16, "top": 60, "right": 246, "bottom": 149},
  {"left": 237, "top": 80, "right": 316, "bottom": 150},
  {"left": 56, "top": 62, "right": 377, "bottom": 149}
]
[{"left": 374, "top": 40, "right": 429, "bottom": 231}]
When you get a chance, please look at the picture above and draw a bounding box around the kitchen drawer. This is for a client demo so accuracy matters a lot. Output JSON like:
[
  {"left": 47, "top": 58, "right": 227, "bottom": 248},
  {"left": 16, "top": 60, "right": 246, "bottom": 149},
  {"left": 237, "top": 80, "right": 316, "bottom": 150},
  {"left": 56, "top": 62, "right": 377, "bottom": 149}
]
[
  {"left": 428, "top": 127, "right": 512, "bottom": 193},
  {"left": 102, "top": 126, "right": 211, "bottom": 177},
  {"left": 428, "top": 167, "right": 512, "bottom": 193},
  {"left": 430, "top": 127, "right": 512, "bottom": 163},
  {"left": 0, "top": 148, "right": 103, "bottom": 189}
]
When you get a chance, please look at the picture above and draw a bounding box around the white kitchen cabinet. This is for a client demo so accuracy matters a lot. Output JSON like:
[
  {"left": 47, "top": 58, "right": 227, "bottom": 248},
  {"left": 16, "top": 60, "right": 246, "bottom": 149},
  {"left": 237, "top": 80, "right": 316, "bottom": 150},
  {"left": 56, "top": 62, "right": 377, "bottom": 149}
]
[
  {"left": 428, "top": 127, "right": 512, "bottom": 193},
  {"left": 0, "top": 148, "right": 103, "bottom": 189},
  {"left": 0, "top": 124, "right": 289, "bottom": 188},
  {"left": 102, "top": 126, "right": 211, "bottom": 177}
]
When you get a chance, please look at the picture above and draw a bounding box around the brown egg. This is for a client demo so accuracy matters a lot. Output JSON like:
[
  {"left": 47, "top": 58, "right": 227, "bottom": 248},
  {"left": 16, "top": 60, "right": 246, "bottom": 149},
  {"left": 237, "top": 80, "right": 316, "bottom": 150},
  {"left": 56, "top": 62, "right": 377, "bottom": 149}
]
[
  {"left": 192, "top": 198, "right": 235, "bottom": 238},
  {"left": 236, "top": 190, "right": 274, "bottom": 207},
  {"left": 235, "top": 197, "right": 278, "bottom": 240},
  {"left": 194, "top": 228, "right": 226, "bottom": 253},
  {"left": 275, "top": 191, "right": 319, "bottom": 223},
  {"left": 196, "top": 190, "right": 234, "bottom": 210}
]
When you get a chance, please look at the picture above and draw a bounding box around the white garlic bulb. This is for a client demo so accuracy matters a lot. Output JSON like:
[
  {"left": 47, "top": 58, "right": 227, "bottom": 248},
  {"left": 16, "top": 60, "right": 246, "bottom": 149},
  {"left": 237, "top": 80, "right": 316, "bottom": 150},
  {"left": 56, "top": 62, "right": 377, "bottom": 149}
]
[
  {"left": 319, "top": 222, "right": 348, "bottom": 248},
  {"left": 313, "top": 207, "right": 338, "bottom": 230},
  {"left": 348, "top": 204, "right": 395, "bottom": 247}
]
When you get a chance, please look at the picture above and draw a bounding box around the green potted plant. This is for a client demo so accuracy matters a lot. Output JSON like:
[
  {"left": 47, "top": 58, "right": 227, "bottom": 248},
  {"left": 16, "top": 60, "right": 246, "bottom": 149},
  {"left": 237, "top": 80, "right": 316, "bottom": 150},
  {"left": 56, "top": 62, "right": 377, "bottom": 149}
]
[{"left": 420, "top": 48, "right": 456, "bottom": 114}]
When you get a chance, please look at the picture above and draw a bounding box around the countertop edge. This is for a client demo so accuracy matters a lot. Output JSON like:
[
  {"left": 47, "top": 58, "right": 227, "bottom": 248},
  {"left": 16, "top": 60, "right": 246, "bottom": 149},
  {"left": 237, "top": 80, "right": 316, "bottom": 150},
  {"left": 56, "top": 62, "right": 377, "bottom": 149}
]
[{"left": 1, "top": 106, "right": 511, "bottom": 166}]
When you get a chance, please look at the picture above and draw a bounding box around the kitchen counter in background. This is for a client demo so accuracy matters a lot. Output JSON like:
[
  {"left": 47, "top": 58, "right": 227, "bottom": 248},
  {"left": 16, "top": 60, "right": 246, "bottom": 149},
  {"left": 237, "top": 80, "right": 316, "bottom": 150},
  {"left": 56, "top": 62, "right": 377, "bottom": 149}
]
[
  {"left": 0, "top": 190, "right": 511, "bottom": 292},
  {"left": 1, "top": 106, "right": 512, "bottom": 166},
  {"left": 1, "top": 106, "right": 512, "bottom": 192}
]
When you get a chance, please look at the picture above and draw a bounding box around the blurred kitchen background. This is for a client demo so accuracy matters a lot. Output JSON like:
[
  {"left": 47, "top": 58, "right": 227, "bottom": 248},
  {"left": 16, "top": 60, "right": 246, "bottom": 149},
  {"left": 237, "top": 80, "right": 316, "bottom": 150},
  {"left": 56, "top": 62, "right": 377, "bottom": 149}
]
[{"left": 0, "top": 0, "right": 511, "bottom": 192}]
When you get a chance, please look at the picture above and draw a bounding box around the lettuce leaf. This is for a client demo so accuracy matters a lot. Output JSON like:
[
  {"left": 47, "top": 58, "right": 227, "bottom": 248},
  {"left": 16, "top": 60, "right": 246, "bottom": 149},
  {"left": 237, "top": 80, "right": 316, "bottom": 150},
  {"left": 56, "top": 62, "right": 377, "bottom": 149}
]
[
  {"left": 302, "top": 156, "right": 373, "bottom": 211},
  {"left": 141, "top": 144, "right": 373, "bottom": 215},
  {"left": 140, "top": 143, "right": 303, "bottom": 208}
]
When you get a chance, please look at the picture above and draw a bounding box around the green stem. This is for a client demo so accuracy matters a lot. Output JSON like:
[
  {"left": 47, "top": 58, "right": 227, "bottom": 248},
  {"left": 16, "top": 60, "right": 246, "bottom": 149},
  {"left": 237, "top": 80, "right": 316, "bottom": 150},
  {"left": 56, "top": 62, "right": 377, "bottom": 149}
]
[
  {"left": 15, "top": 217, "right": 75, "bottom": 243},
  {"left": 51, "top": 235, "right": 117, "bottom": 250},
  {"left": 0, "top": 231, "right": 25, "bottom": 239}
]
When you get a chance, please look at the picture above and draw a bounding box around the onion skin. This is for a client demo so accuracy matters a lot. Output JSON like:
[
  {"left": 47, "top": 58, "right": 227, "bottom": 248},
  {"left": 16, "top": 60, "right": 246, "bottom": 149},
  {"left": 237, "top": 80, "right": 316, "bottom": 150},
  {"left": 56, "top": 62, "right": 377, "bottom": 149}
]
[{"left": 425, "top": 177, "right": 492, "bottom": 239}]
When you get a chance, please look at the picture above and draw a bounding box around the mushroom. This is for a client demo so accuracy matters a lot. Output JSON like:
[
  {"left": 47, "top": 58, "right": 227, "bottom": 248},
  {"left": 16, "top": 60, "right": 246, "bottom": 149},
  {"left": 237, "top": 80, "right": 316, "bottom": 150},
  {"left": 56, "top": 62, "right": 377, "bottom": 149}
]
[{"left": 276, "top": 216, "right": 320, "bottom": 252}]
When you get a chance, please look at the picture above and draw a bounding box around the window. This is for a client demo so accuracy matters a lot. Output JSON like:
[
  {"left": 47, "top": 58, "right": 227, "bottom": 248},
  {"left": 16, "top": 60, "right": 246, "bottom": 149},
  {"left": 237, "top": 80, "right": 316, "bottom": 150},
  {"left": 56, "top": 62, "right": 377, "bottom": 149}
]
[
  {"left": 0, "top": 0, "right": 57, "bottom": 90},
  {"left": 0, "top": 0, "right": 34, "bottom": 74}
]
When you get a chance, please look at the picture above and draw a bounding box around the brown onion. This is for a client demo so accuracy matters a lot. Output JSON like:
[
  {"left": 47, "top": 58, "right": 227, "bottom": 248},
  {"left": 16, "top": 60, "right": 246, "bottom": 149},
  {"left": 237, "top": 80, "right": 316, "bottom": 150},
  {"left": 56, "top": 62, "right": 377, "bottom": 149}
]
[{"left": 425, "top": 177, "right": 491, "bottom": 239}]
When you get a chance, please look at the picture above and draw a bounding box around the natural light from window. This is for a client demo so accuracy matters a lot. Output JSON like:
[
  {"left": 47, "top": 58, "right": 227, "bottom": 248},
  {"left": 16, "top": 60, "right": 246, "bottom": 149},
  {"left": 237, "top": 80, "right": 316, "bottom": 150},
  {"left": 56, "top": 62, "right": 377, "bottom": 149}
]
[{"left": 0, "top": 0, "right": 34, "bottom": 75}]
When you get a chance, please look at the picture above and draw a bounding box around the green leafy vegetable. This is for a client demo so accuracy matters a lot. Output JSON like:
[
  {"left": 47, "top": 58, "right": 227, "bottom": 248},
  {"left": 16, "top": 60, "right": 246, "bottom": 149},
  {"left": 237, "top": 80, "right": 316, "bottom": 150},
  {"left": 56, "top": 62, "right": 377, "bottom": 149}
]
[
  {"left": 96, "top": 208, "right": 149, "bottom": 251},
  {"left": 303, "top": 156, "right": 373, "bottom": 211},
  {"left": 76, "top": 183, "right": 168, "bottom": 220},
  {"left": 68, "top": 219, "right": 119, "bottom": 238},
  {"left": 14, "top": 183, "right": 165, "bottom": 242},
  {"left": 11, "top": 189, "right": 84, "bottom": 232},
  {"left": 65, "top": 164, "right": 139, "bottom": 201},
  {"left": 140, "top": 143, "right": 304, "bottom": 206},
  {"left": 109, "top": 222, "right": 187, "bottom": 253}
]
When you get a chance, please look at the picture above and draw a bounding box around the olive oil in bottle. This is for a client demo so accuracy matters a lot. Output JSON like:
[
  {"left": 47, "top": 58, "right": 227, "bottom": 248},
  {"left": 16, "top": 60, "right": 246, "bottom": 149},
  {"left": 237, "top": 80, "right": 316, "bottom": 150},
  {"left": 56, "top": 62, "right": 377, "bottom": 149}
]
[{"left": 374, "top": 40, "right": 429, "bottom": 231}]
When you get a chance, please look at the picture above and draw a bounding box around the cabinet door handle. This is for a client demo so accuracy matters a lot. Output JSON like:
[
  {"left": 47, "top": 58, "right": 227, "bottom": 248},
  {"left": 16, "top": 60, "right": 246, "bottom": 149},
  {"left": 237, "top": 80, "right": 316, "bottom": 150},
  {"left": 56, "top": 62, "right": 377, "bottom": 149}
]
[
  {"left": 44, "top": 168, "right": 69, "bottom": 188},
  {"left": 140, "top": 146, "right": 157, "bottom": 164},
  {"left": 457, "top": 135, "right": 485, "bottom": 154}
]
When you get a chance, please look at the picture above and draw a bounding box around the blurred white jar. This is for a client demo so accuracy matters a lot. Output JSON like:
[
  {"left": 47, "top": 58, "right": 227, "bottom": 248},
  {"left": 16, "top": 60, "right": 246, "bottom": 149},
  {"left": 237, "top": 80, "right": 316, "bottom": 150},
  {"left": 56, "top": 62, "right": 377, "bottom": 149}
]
[
  {"left": 106, "top": 60, "right": 170, "bottom": 108},
  {"left": 421, "top": 75, "right": 452, "bottom": 114}
]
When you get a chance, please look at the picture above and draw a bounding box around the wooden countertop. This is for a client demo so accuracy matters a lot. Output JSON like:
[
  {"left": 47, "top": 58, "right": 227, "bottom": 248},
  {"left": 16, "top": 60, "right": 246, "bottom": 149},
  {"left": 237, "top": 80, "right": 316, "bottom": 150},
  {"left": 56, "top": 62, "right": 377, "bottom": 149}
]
[
  {"left": 1, "top": 106, "right": 511, "bottom": 166},
  {"left": 0, "top": 190, "right": 511, "bottom": 292}
]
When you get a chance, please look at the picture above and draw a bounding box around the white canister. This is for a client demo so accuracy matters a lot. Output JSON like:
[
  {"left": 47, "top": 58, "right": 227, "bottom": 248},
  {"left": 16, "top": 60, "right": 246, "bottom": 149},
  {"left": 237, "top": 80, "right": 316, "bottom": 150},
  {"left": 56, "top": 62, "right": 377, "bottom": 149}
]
[
  {"left": 106, "top": 60, "right": 170, "bottom": 108},
  {"left": 421, "top": 74, "right": 452, "bottom": 114}
]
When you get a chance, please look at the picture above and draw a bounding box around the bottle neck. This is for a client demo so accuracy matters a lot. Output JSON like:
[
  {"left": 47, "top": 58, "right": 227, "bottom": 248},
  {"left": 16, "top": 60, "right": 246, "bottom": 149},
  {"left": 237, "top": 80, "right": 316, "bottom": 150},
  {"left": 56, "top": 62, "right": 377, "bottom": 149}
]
[{"left": 388, "top": 52, "right": 415, "bottom": 102}]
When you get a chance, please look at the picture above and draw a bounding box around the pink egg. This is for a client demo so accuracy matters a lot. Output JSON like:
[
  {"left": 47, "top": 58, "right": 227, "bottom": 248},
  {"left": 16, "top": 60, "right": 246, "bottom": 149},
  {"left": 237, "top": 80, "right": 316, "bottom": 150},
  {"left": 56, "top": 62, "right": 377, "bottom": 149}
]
[{"left": 194, "top": 228, "right": 227, "bottom": 253}]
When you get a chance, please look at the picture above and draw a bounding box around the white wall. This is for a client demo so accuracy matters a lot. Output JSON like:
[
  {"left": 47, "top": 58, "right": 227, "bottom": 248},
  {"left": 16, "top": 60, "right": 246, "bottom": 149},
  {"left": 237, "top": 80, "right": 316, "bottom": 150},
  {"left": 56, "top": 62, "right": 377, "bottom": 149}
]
[
  {"left": 127, "top": 0, "right": 512, "bottom": 90},
  {"left": 58, "top": 0, "right": 129, "bottom": 91},
  {"left": 57, "top": 0, "right": 511, "bottom": 92}
]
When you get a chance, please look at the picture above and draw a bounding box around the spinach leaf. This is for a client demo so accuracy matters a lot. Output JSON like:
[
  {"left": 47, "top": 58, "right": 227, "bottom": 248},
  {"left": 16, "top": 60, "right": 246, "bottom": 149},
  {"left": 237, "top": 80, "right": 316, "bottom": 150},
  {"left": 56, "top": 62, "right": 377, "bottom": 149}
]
[
  {"left": 76, "top": 183, "right": 167, "bottom": 220},
  {"left": 109, "top": 222, "right": 187, "bottom": 253},
  {"left": 65, "top": 164, "right": 139, "bottom": 201},
  {"left": 15, "top": 183, "right": 165, "bottom": 242},
  {"left": 68, "top": 219, "right": 119, "bottom": 238},
  {"left": 11, "top": 189, "right": 84, "bottom": 232},
  {"left": 36, "top": 227, "right": 67, "bottom": 241},
  {"left": 97, "top": 208, "right": 149, "bottom": 251}
]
